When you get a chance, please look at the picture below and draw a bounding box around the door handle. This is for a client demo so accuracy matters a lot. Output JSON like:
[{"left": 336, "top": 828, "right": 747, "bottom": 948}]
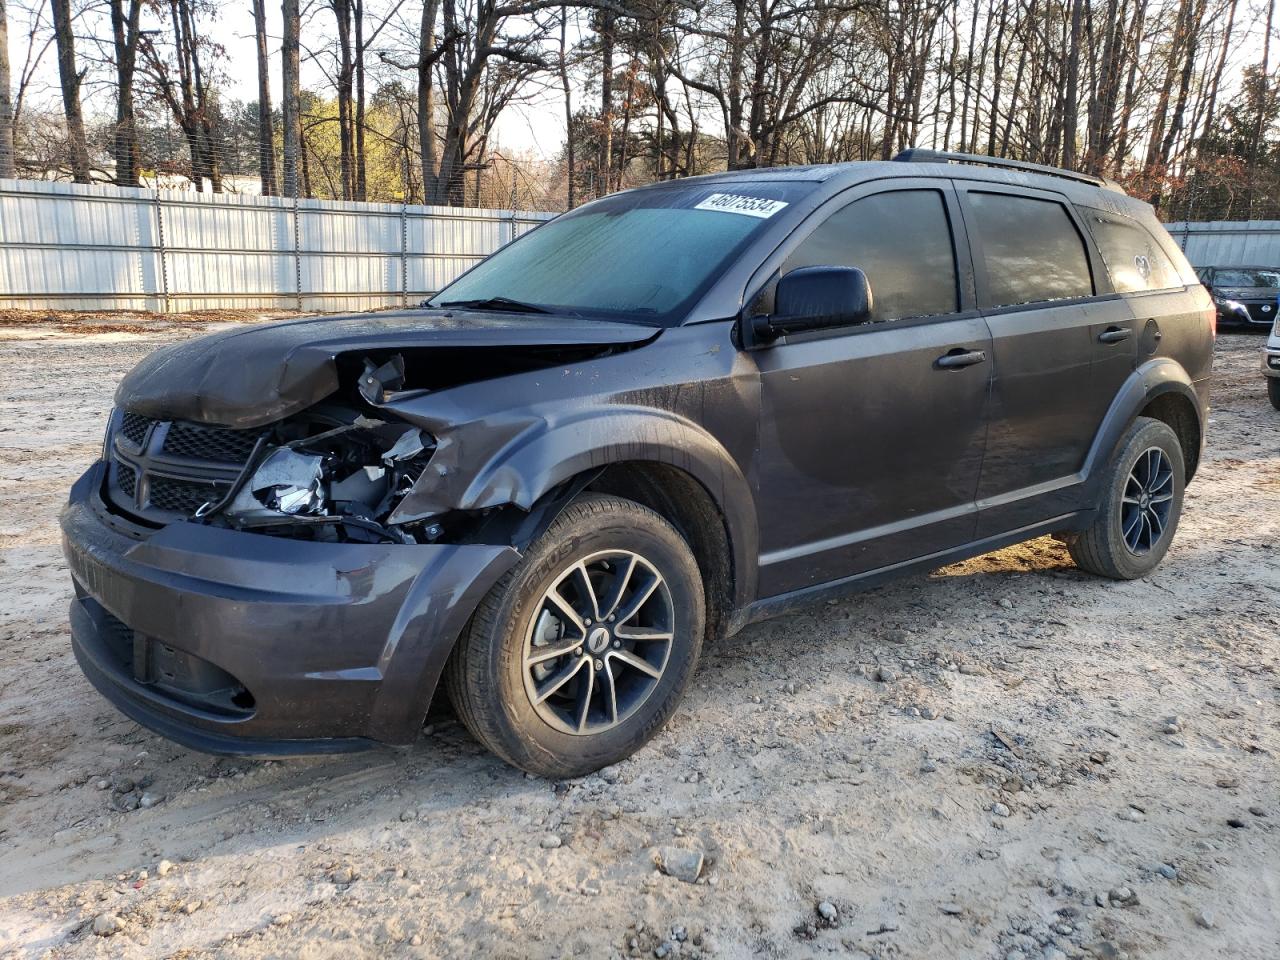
[
  {"left": 1098, "top": 326, "right": 1133, "bottom": 344},
  {"left": 935, "top": 348, "right": 987, "bottom": 369}
]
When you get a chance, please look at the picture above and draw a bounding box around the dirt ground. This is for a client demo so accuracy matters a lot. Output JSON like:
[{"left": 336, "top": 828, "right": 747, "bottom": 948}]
[{"left": 0, "top": 319, "right": 1276, "bottom": 960}]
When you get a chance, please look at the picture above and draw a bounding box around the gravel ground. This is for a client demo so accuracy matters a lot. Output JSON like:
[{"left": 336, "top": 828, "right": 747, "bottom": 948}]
[{"left": 0, "top": 323, "right": 1276, "bottom": 960}]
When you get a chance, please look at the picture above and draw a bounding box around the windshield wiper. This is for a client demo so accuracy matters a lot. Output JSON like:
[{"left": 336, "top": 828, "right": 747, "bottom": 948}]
[{"left": 437, "top": 296, "right": 552, "bottom": 315}]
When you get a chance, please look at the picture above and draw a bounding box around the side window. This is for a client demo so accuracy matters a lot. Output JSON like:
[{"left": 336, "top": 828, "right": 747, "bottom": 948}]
[
  {"left": 783, "top": 189, "right": 958, "bottom": 323},
  {"left": 968, "top": 192, "right": 1093, "bottom": 307},
  {"left": 1083, "top": 209, "right": 1180, "bottom": 292}
]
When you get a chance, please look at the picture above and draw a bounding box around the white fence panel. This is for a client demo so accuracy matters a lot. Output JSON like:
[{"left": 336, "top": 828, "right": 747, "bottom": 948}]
[
  {"left": 1166, "top": 221, "right": 1280, "bottom": 267},
  {"left": 0, "top": 178, "right": 555, "bottom": 312}
]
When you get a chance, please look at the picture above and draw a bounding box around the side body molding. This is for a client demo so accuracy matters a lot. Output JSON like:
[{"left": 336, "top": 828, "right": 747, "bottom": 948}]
[{"left": 1080, "top": 357, "right": 1206, "bottom": 498}]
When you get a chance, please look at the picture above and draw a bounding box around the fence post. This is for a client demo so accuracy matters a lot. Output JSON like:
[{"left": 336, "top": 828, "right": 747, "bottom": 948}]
[
  {"left": 401, "top": 200, "right": 409, "bottom": 308},
  {"left": 152, "top": 190, "right": 171, "bottom": 314},
  {"left": 291, "top": 192, "right": 303, "bottom": 312}
]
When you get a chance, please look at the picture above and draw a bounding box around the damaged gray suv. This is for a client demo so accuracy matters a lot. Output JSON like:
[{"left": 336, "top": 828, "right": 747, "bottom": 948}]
[{"left": 63, "top": 150, "right": 1214, "bottom": 776}]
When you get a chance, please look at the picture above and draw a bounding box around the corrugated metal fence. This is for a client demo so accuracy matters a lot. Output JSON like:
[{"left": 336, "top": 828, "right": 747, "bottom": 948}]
[
  {"left": 2, "top": 181, "right": 1275, "bottom": 314},
  {"left": 0, "top": 178, "right": 555, "bottom": 313},
  {"left": 1165, "top": 220, "right": 1280, "bottom": 267}
]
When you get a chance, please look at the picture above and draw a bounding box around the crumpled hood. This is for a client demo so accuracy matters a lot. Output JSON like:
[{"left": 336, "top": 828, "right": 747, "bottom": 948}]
[{"left": 115, "top": 309, "right": 659, "bottom": 428}]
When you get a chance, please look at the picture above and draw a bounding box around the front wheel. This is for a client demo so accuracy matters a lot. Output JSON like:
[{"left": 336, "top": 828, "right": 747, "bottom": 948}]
[
  {"left": 1268, "top": 377, "right": 1280, "bottom": 411},
  {"left": 445, "top": 493, "right": 704, "bottom": 778},
  {"left": 1069, "top": 417, "right": 1186, "bottom": 580}
]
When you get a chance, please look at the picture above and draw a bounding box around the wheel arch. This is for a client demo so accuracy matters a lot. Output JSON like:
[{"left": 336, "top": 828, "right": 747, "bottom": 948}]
[
  {"left": 401, "top": 407, "right": 760, "bottom": 634},
  {"left": 479, "top": 458, "right": 748, "bottom": 645},
  {"left": 1084, "top": 359, "right": 1205, "bottom": 494},
  {"left": 1139, "top": 391, "right": 1202, "bottom": 481}
]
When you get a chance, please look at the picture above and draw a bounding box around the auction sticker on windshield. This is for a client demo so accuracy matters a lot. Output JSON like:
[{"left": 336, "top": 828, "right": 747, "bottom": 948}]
[{"left": 694, "top": 193, "right": 789, "bottom": 218}]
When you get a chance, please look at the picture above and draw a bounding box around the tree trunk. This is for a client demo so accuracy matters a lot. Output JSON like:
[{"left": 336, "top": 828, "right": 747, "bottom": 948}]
[
  {"left": 418, "top": 0, "right": 439, "bottom": 203},
  {"left": 0, "top": 0, "right": 14, "bottom": 178},
  {"left": 281, "top": 0, "right": 302, "bottom": 197},
  {"left": 111, "top": 0, "right": 143, "bottom": 187},
  {"left": 1085, "top": 0, "right": 1122, "bottom": 174},
  {"left": 333, "top": 0, "right": 355, "bottom": 200},
  {"left": 985, "top": 0, "right": 1009, "bottom": 157},
  {"left": 725, "top": 0, "right": 747, "bottom": 167},
  {"left": 559, "top": 6, "right": 574, "bottom": 208},
  {"left": 1063, "top": 0, "right": 1083, "bottom": 168},
  {"left": 599, "top": 11, "right": 615, "bottom": 193},
  {"left": 1158, "top": 0, "right": 1203, "bottom": 170},
  {"left": 354, "top": 0, "right": 367, "bottom": 200},
  {"left": 253, "top": 0, "right": 278, "bottom": 195},
  {"left": 50, "top": 0, "right": 91, "bottom": 182},
  {"left": 1247, "top": 0, "right": 1275, "bottom": 214},
  {"left": 1197, "top": 0, "right": 1238, "bottom": 159}
]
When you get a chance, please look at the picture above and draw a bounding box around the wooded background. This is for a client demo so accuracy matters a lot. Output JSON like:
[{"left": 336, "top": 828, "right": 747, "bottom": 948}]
[{"left": 0, "top": 0, "right": 1277, "bottom": 219}]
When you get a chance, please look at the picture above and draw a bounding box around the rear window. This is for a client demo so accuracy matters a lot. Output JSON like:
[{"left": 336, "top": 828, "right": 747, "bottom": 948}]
[
  {"left": 1082, "top": 209, "right": 1180, "bottom": 292},
  {"left": 968, "top": 192, "right": 1093, "bottom": 308}
]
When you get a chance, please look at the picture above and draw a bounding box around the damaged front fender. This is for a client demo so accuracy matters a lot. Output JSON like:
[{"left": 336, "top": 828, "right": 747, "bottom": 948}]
[{"left": 378, "top": 322, "right": 762, "bottom": 606}]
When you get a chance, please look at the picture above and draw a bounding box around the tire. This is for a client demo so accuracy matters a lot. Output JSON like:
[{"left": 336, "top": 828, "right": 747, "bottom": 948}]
[
  {"left": 1068, "top": 416, "right": 1185, "bottom": 580},
  {"left": 1268, "top": 377, "right": 1280, "bottom": 411},
  {"left": 445, "top": 493, "right": 704, "bottom": 778}
]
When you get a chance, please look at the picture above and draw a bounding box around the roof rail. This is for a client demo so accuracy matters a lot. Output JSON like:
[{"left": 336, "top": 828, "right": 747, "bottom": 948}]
[{"left": 892, "top": 147, "right": 1125, "bottom": 193}]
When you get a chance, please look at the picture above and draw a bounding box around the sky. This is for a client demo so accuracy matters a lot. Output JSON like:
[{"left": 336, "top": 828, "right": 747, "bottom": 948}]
[
  {"left": 201, "top": 4, "right": 570, "bottom": 159},
  {"left": 4, "top": 0, "right": 567, "bottom": 158},
  {"left": 4, "top": 1, "right": 1273, "bottom": 165}
]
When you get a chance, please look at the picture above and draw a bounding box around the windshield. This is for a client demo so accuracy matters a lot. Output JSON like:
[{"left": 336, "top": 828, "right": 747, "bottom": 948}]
[
  {"left": 432, "top": 181, "right": 816, "bottom": 325},
  {"left": 1214, "top": 268, "right": 1280, "bottom": 288}
]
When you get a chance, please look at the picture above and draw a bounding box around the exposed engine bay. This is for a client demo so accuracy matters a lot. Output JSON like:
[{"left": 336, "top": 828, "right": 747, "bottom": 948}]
[
  {"left": 197, "top": 411, "right": 436, "bottom": 545},
  {"left": 104, "top": 310, "right": 663, "bottom": 546},
  {"left": 106, "top": 354, "right": 443, "bottom": 544}
]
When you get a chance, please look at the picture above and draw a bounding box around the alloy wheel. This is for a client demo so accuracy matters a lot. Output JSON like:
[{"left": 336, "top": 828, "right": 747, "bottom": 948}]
[
  {"left": 521, "top": 550, "right": 675, "bottom": 736},
  {"left": 1121, "top": 446, "right": 1175, "bottom": 556}
]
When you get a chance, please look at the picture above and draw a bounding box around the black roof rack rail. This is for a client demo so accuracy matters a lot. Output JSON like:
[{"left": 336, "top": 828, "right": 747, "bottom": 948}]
[{"left": 892, "top": 147, "right": 1125, "bottom": 193}]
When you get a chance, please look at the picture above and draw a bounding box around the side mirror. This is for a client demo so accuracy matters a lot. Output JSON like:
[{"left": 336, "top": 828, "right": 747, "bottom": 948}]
[{"left": 749, "top": 266, "right": 874, "bottom": 343}]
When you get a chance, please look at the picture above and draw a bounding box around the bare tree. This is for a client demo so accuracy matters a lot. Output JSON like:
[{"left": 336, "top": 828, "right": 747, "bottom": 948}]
[
  {"left": 281, "top": 0, "right": 301, "bottom": 196},
  {"left": 110, "top": 0, "right": 144, "bottom": 186},
  {"left": 0, "top": 0, "right": 14, "bottom": 178},
  {"left": 558, "top": 5, "right": 575, "bottom": 207},
  {"left": 50, "top": 0, "right": 92, "bottom": 182},
  {"left": 253, "top": 0, "right": 278, "bottom": 195},
  {"left": 143, "top": 0, "right": 223, "bottom": 191}
]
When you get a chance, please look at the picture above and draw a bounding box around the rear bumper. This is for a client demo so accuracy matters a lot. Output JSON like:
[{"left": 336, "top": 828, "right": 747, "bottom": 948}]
[{"left": 62, "top": 463, "right": 519, "bottom": 755}]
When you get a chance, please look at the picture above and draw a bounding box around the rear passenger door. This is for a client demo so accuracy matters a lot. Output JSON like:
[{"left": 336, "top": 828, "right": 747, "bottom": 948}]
[{"left": 958, "top": 184, "right": 1135, "bottom": 537}]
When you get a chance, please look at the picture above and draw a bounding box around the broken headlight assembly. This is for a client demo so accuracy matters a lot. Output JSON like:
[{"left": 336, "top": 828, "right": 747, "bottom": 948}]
[{"left": 195, "top": 414, "right": 436, "bottom": 544}]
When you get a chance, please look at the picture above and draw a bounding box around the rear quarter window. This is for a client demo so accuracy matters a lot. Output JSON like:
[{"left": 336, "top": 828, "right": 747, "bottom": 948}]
[{"left": 1081, "top": 208, "right": 1182, "bottom": 292}]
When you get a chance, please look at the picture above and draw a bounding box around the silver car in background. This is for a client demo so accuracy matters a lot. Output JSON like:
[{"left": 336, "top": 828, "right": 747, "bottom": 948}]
[{"left": 1265, "top": 318, "right": 1280, "bottom": 409}]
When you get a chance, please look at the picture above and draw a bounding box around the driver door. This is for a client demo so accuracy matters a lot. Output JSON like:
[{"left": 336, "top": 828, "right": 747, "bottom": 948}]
[{"left": 749, "top": 183, "right": 992, "bottom": 597}]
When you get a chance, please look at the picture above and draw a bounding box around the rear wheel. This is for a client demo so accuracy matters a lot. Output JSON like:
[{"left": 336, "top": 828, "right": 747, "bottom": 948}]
[
  {"left": 1268, "top": 377, "right": 1280, "bottom": 411},
  {"left": 1069, "top": 417, "right": 1185, "bottom": 580},
  {"left": 445, "top": 494, "right": 704, "bottom": 778}
]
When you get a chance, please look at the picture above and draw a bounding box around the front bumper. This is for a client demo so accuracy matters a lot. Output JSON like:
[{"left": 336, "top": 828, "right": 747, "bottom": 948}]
[
  {"left": 1264, "top": 348, "right": 1280, "bottom": 378},
  {"left": 61, "top": 462, "right": 519, "bottom": 755},
  {"left": 1217, "top": 300, "right": 1277, "bottom": 327}
]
